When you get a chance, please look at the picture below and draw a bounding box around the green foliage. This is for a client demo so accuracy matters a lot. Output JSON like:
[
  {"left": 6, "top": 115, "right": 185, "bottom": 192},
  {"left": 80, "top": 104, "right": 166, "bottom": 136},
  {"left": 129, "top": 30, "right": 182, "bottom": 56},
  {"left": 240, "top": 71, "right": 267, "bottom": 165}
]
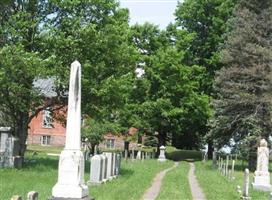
[
  {"left": 209, "top": 0, "right": 272, "bottom": 152},
  {"left": 82, "top": 118, "right": 120, "bottom": 147}
]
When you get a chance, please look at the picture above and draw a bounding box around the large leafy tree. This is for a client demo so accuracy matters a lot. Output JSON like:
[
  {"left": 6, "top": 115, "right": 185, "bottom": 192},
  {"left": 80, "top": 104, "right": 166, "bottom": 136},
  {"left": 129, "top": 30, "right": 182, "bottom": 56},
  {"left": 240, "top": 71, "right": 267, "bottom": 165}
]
[
  {"left": 0, "top": 0, "right": 137, "bottom": 159},
  {"left": 209, "top": 0, "right": 272, "bottom": 169},
  {"left": 127, "top": 23, "right": 211, "bottom": 152}
]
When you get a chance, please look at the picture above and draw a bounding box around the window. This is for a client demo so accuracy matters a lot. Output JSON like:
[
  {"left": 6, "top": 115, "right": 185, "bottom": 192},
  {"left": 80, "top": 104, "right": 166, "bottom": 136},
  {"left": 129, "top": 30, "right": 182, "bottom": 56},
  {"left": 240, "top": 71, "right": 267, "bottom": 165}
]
[
  {"left": 41, "top": 135, "right": 51, "bottom": 146},
  {"left": 42, "top": 107, "right": 53, "bottom": 128},
  {"left": 106, "top": 139, "right": 115, "bottom": 149}
]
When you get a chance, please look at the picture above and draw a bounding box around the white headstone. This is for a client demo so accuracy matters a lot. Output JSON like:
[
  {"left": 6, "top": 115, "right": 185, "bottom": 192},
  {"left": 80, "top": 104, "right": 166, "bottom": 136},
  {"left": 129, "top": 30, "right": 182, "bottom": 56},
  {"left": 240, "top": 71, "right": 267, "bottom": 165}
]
[
  {"left": 242, "top": 168, "right": 251, "bottom": 200},
  {"left": 105, "top": 152, "right": 114, "bottom": 180},
  {"left": 27, "top": 191, "right": 38, "bottom": 200},
  {"left": 101, "top": 153, "right": 108, "bottom": 182},
  {"left": 112, "top": 153, "right": 117, "bottom": 178},
  {"left": 136, "top": 150, "right": 141, "bottom": 160},
  {"left": 231, "top": 160, "right": 235, "bottom": 180},
  {"left": 252, "top": 139, "right": 272, "bottom": 191},
  {"left": 52, "top": 61, "right": 89, "bottom": 199},
  {"left": 116, "top": 153, "right": 121, "bottom": 175},
  {"left": 131, "top": 149, "right": 135, "bottom": 161},
  {"left": 89, "top": 155, "right": 103, "bottom": 185},
  {"left": 158, "top": 146, "right": 166, "bottom": 162}
]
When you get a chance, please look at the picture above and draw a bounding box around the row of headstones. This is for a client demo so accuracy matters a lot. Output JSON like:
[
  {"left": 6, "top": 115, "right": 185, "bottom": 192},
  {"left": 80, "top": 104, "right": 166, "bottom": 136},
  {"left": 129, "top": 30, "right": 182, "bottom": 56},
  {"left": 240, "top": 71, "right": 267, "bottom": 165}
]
[
  {"left": 217, "top": 155, "right": 236, "bottom": 181},
  {"left": 125, "top": 149, "right": 155, "bottom": 161},
  {"left": 89, "top": 152, "right": 121, "bottom": 185},
  {"left": 10, "top": 191, "right": 38, "bottom": 200}
]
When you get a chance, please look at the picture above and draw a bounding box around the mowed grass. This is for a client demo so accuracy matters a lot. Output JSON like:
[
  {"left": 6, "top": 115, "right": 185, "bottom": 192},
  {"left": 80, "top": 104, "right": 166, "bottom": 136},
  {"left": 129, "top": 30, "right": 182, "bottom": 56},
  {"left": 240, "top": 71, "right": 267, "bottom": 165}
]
[
  {"left": 0, "top": 153, "right": 173, "bottom": 200},
  {"left": 91, "top": 159, "right": 173, "bottom": 200},
  {"left": 157, "top": 161, "right": 192, "bottom": 200},
  {"left": 195, "top": 161, "right": 270, "bottom": 200}
]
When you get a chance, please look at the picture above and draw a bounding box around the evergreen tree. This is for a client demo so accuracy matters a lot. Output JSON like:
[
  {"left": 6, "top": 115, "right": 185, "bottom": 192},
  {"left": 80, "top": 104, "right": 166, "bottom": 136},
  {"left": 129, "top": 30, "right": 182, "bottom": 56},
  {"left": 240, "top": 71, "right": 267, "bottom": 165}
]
[{"left": 209, "top": 0, "right": 272, "bottom": 170}]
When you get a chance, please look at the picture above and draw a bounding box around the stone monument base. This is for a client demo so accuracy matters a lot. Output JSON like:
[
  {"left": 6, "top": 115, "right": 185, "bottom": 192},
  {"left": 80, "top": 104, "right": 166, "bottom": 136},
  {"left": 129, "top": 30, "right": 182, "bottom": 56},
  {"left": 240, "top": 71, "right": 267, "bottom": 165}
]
[{"left": 252, "top": 175, "right": 272, "bottom": 191}]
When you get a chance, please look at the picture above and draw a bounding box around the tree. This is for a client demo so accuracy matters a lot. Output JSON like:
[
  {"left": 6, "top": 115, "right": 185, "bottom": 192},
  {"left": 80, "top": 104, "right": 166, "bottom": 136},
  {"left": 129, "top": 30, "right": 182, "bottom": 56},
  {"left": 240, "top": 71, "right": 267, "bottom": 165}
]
[
  {"left": 209, "top": 0, "right": 272, "bottom": 170},
  {"left": 128, "top": 23, "right": 211, "bottom": 153},
  {"left": 174, "top": 0, "right": 236, "bottom": 155}
]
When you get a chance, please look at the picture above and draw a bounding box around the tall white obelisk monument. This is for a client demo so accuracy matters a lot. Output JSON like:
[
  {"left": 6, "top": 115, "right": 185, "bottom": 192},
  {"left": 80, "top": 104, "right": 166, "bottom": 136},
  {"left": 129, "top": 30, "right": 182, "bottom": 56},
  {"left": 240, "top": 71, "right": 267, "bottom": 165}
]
[{"left": 52, "top": 61, "right": 89, "bottom": 199}]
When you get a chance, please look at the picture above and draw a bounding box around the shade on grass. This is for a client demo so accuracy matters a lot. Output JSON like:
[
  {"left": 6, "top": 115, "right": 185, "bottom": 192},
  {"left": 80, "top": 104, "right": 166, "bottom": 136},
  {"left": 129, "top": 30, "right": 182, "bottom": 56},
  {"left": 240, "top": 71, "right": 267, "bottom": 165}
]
[
  {"left": 194, "top": 161, "right": 270, "bottom": 200},
  {"left": 157, "top": 161, "right": 192, "bottom": 200},
  {"left": 0, "top": 154, "right": 172, "bottom": 200}
]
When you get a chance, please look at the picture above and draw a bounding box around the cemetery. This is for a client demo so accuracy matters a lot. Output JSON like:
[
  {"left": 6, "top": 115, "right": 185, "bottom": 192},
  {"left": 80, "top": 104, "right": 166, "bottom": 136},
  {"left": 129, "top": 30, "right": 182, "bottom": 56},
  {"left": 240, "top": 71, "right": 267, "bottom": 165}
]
[{"left": 1, "top": 0, "right": 272, "bottom": 200}]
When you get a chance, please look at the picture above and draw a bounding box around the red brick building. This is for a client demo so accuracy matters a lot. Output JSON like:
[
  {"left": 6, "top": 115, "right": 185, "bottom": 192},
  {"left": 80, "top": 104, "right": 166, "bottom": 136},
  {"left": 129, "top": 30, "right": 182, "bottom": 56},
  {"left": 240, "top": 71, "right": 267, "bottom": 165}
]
[{"left": 28, "top": 107, "right": 139, "bottom": 149}]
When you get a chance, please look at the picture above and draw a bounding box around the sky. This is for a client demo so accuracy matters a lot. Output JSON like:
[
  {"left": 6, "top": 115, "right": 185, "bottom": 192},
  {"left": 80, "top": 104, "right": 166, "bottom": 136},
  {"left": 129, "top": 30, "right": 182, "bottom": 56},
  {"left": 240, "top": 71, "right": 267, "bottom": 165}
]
[{"left": 119, "top": 0, "right": 181, "bottom": 29}]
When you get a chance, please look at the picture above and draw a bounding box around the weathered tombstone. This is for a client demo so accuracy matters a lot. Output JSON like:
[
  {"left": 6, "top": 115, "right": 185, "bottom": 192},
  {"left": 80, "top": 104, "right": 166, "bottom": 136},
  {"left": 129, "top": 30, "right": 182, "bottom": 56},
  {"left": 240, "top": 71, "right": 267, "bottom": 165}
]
[
  {"left": 101, "top": 153, "right": 108, "bottom": 182},
  {"left": 225, "top": 155, "right": 229, "bottom": 177},
  {"left": 27, "top": 191, "right": 38, "bottom": 200},
  {"left": 105, "top": 152, "right": 114, "bottom": 180},
  {"left": 136, "top": 150, "right": 141, "bottom": 160},
  {"left": 152, "top": 149, "right": 156, "bottom": 159},
  {"left": 212, "top": 150, "right": 217, "bottom": 168},
  {"left": 0, "top": 127, "right": 16, "bottom": 168},
  {"left": 145, "top": 152, "right": 148, "bottom": 160},
  {"left": 51, "top": 61, "right": 89, "bottom": 199},
  {"left": 241, "top": 168, "right": 251, "bottom": 200},
  {"left": 131, "top": 148, "right": 135, "bottom": 161},
  {"left": 158, "top": 146, "right": 166, "bottom": 162},
  {"left": 236, "top": 185, "right": 242, "bottom": 195},
  {"left": 116, "top": 153, "right": 121, "bottom": 175},
  {"left": 112, "top": 152, "right": 117, "bottom": 178},
  {"left": 252, "top": 139, "right": 272, "bottom": 191},
  {"left": 10, "top": 195, "right": 22, "bottom": 200},
  {"left": 231, "top": 160, "right": 235, "bottom": 180},
  {"left": 124, "top": 150, "right": 128, "bottom": 162},
  {"left": 88, "top": 155, "right": 103, "bottom": 185}
]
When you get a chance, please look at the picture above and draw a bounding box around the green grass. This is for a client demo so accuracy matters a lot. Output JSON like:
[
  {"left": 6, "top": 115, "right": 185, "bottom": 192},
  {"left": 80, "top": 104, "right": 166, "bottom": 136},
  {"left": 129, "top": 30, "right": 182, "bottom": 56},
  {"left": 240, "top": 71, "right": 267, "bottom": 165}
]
[
  {"left": 91, "top": 160, "right": 173, "bottom": 200},
  {"left": 157, "top": 161, "right": 192, "bottom": 200},
  {"left": 0, "top": 153, "right": 173, "bottom": 200},
  {"left": 27, "top": 145, "right": 63, "bottom": 155},
  {"left": 195, "top": 161, "right": 270, "bottom": 200}
]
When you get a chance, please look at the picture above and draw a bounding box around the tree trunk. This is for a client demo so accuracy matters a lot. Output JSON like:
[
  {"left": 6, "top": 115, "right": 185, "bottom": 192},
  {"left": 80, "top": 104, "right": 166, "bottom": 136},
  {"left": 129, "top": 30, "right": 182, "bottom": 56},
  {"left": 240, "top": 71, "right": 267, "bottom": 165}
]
[
  {"left": 207, "top": 140, "right": 213, "bottom": 160},
  {"left": 15, "top": 112, "right": 29, "bottom": 163}
]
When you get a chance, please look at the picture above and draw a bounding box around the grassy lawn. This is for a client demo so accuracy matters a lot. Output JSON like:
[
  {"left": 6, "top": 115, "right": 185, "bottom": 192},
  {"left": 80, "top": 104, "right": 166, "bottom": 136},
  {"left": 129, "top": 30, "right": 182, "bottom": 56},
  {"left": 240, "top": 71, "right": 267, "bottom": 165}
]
[
  {"left": 0, "top": 152, "right": 173, "bottom": 200},
  {"left": 27, "top": 145, "right": 64, "bottom": 155},
  {"left": 157, "top": 161, "right": 192, "bottom": 200},
  {"left": 195, "top": 161, "right": 270, "bottom": 200}
]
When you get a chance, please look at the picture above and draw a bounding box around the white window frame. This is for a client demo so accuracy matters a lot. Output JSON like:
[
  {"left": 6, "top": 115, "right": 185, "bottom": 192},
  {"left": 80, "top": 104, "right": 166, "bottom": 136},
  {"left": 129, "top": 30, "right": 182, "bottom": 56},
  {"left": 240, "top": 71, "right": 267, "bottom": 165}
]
[
  {"left": 40, "top": 135, "right": 51, "bottom": 146},
  {"left": 42, "top": 107, "right": 53, "bottom": 128},
  {"left": 106, "top": 139, "right": 115, "bottom": 149}
]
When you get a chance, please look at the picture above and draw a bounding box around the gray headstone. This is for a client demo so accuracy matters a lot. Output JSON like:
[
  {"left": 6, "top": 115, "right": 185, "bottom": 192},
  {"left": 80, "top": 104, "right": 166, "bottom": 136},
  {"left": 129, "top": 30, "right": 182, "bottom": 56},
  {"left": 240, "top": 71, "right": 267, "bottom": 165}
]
[
  {"left": 242, "top": 168, "right": 250, "bottom": 199},
  {"left": 105, "top": 152, "right": 114, "bottom": 180},
  {"left": 158, "top": 146, "right": 166, "bottom": 162},
  {"left": 101, "top": 153, "right": 108, "bottom": 182},
  {"left": 89, "top": 155, "right": 103, "bottom": 184},
  {"left": 27, "top": 191, "right": 38, "bottom": 200}
]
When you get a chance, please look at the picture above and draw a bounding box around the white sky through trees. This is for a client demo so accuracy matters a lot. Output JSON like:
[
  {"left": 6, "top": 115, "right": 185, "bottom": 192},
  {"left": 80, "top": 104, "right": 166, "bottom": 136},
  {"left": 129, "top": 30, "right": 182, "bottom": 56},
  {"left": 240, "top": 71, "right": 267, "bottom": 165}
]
[{"left": 120, "top": 0, "right": 181, "bottom": 29}]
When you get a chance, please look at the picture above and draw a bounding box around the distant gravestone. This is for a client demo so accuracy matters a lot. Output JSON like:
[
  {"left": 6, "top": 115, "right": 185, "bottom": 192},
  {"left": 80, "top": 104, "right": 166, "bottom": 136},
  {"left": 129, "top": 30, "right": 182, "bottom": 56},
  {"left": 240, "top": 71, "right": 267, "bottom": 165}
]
[
  {"left": 252, "top": 139, "right": 272, "bottom": 191},
  {"left": 124, "top": 150, "right": 128, "bottom": 162},
  {"left": 212, "top": 151, "right": 217, "bottom": 168},
  {"left": 241, "top": 168, "right": 251, "bottom": 200},
  {"left": 10, "top": 195, "right": 22, "bottom": 200},
  {"left": 231, "top": 160, "right": 235, "bottom": 180},
  {"left": 158, "top": 146, "right": 166, "bottom": 162},
  {"left": 27, "top": 191, "right": 38, "bottom": 200},
  {"left": 105, "top": 152, "right": 114, "bottom": 180},
  {"left": 116, "top": 153, "right": 121, "bottom": 175},
  {"left": 131, "top": 149, "right": 135, "bottom": 161},
  {"left": 89, "top": 155, "right": 103, "bottom": 185},
  {"left": 101, "top": 153, "right": 108, "bottom": 182},
  {"left": 112, "top": 153, "right": 117, "bottom": 178},
  {"left": 225, "top": 155, "right": 229, "bottom": 177},
  {"left": 136, "top": 150, "right": 141, "bottom": 160}
]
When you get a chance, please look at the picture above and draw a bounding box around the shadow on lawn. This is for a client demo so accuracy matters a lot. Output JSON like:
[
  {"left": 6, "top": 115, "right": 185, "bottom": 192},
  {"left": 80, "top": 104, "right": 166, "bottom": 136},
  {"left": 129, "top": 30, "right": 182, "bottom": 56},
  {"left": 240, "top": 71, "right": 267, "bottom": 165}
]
[
  {"left": 120, "top": 168, "right": 134, "bottom": 177},
  {"left": 24, "top": 156, "right": 59, "bottom": 170}
]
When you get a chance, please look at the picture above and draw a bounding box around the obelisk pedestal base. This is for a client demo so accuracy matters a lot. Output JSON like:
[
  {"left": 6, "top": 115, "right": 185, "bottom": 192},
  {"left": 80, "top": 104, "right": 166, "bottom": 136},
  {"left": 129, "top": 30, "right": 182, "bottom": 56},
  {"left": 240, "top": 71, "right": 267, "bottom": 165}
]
[{"left": 52, "top": 150, "right": 89, "bottom": 199}]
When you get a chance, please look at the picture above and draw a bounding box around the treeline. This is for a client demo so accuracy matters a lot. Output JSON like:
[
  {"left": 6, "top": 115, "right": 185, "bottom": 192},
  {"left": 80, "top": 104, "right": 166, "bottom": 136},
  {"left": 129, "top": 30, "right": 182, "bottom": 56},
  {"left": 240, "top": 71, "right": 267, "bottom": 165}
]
[{"left": 0, "top": 0, "right": 271, "bottom": 166}]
